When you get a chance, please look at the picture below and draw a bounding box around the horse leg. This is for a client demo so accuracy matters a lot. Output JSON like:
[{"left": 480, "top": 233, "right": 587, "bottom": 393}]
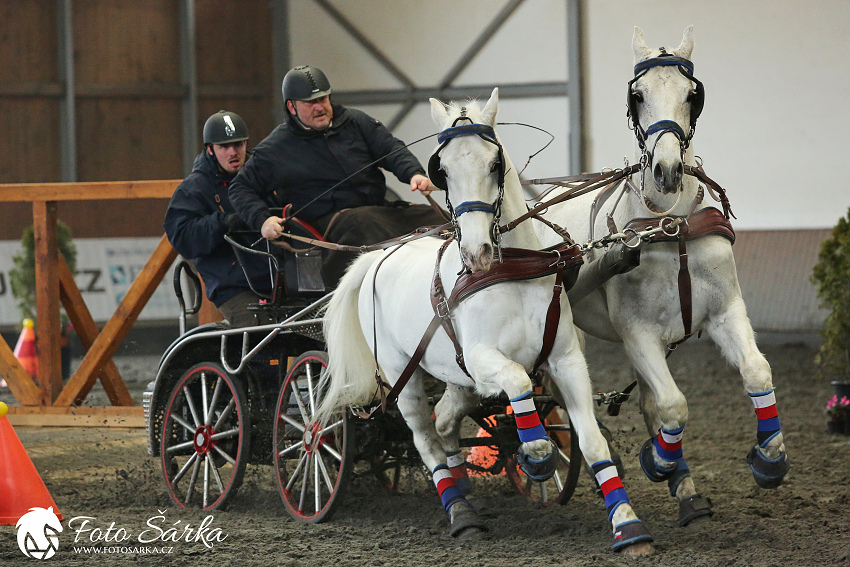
[
  {"left": 623, "top": 335, "right": 713, "bottom": 526},
  {"left": 546, "top": 342, "right": 654, "bottom": 555},
  {"left": 434, "top": 383, "right": 480, "bottom": 494},
  {"left": 394, "top": 373, "right": 488, "bottom": 538},
  {"left": 466, "top": 345, "right": 558, "bottom": 481},
  {"left": 706, "top": 298, "right": 790, "bottom": 488}
]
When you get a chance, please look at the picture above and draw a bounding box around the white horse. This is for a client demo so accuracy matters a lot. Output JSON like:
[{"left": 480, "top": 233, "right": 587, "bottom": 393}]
[
  {"left": 535, "top": 26, "right": 790, "bottom": 526},
  {"left": 317, "top": 89, "right": 654, "bottom": 555}
]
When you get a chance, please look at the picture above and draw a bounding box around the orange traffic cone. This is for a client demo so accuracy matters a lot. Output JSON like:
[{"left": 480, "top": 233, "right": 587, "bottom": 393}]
[
  {"left": 0, "top": 411, "right": 63, "bottom": 524},
  {"left": 467, "top": 427, "right": 505, "bottom": 477},
  {"left": 13, "top": 319, "right": 38, "bottom": 380}
]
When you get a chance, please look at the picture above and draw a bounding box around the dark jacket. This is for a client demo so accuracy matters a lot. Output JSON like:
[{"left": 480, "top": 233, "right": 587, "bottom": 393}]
[
  {"left": 164, "top": 151, "right": 274, "bottom": 306},
  {"left": 228, "top": 104, "right": 425, "bottom": 226}
]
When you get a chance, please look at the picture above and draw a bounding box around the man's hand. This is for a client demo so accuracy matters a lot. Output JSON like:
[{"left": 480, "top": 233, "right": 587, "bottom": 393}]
[
  {"left": 410, "top": 174, "right": 434, "bottom": 196},
  {"left": 261, "top": 216, "right": 285, "bottom": 240}
]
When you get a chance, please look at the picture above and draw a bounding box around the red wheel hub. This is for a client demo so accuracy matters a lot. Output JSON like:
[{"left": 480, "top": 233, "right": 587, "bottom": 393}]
[
  {"left": 302, "top": 422, "right": 322, "bottom": 454},
  {"left": 193, "top": 425, "right": 216, "bottom": 456}
]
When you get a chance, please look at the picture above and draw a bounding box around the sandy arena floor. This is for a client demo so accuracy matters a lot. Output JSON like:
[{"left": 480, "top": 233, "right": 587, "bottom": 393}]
[{"left": 1, "top": 335, "right": 849, "bottom": 566}]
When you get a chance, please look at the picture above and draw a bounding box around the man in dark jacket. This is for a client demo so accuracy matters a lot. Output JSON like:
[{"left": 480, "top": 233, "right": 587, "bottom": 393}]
[
  {"left": 229, "top": 65, "right": 446, "bottom": 287},
  {"left": 164, "top": 111, "right": 275, "bottom": 327}
]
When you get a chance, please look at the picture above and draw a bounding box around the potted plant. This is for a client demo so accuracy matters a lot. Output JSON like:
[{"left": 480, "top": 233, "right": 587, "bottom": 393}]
[
  {"left": 825, "top": 395, "right": 850, "bottom": 434},
  {"left": 8, "top": 222, "right": 78, "bottom": 380},
  {"left": 812, "top": 207, "right": 850, "bottom": 435}
]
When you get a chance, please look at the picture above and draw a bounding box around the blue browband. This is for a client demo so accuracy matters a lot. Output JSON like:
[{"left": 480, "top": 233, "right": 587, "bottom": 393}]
[
  {"left": 437, "top": 123, "right": 497, "bottom": 145},
  {"left": 634, "top": 55, "right": 694, "bottom": 77}
]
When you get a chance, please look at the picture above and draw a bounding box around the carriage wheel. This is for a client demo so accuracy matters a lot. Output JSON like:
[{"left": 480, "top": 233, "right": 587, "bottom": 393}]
[
  {"left": 160, "top": 363, "right": 250, "bottom": 510},
  {"left": 273, "top": 351, "right": 352, "bottom": 523},
  {"left": 506, "top": 406, "right": 582, "bottom": 506}
]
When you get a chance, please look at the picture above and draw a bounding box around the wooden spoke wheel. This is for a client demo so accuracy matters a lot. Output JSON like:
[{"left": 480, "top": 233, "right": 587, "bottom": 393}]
[
  {"left": 273, "top": 351, "right": 353, "bottom": 523},
  {"left": 160, "top": 363, "right": 250, "bottom": 510},
  {"left": 506, "top": 405, "right": 582, "bottom": 506}
]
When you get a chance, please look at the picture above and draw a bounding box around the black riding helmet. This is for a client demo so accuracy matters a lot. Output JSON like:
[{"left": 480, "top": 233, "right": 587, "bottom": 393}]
[
  {"left": 282, "top": 65, "right": 332, "bottom": 104},
  {"left": 203, "top": 111, "right": 249, "bottom": 145}
]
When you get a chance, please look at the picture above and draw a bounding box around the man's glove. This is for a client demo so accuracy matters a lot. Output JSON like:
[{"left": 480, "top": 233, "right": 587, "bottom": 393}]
[{"left": 223, "top": 212, "right": 246, "bottom": 232}]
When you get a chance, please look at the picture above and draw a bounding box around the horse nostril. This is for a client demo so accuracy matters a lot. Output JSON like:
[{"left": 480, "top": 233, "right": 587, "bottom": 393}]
[
  {"left": 674, "top": 163, "right": 684, "bottom": 186},
  {"left": 480, "top": 243, "right": 493, "bottom": 261},
  {"left": 653, "top": 163, "right": 664, "bottom": 188}
]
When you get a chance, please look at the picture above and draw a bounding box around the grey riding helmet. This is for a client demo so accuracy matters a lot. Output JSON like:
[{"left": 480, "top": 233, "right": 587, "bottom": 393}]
[
  {"left": 203, "top": 111, "right": 249, "bottom": 145},
  {"left": 282, "top": 65, "right": 332, "bottom": 103}
]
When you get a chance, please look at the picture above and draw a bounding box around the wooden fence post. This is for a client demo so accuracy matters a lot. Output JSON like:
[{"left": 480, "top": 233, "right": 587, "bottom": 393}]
[{"left": 33, "top": 200, "right": 63, "bottom": 404}]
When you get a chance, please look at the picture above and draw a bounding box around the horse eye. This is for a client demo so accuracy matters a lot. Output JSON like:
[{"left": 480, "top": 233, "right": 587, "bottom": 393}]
[
  {"left": 630, "top": 91, "right": 644, "bottom": 104},
  {"left": 489, "top": 162, "right": 499, "bottom": 173},
  {"left": 686, "top": 89, "right": 697, "bottom": 102}
]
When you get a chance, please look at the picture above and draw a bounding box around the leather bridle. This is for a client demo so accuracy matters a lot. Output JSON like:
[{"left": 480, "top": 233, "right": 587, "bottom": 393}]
[
  {"left": 428, "top": 110, "right": 506, "bottom": 252},
  {"left": 627, "top": 49, "right": 705, "bottom": 154}
]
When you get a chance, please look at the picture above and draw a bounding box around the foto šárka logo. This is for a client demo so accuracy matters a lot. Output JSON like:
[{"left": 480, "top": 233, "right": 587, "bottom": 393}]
[{"left": 16, "top": 507, "right": 63, "bottom": 560}]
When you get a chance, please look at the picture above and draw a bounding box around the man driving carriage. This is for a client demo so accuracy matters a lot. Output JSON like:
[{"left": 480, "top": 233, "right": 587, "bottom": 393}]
[
  {"left": 164, "top": 110, "right": 275, "bottom": 327},
  {"left": 228, "top": 65, "right": 447, "bottom": 288}
]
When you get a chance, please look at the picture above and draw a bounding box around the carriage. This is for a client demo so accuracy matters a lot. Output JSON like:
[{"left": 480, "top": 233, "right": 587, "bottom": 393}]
[{"left": 142, "top": 214, "right": 585, "bottom": 521}]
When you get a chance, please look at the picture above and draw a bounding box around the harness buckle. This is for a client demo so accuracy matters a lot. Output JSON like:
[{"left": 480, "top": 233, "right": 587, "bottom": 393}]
[
  {"left": 548, "top": 249, "right": 567, "bottom": 268},
  {"left": 435, "top": 299, "right": 450, "bottom": 318}
]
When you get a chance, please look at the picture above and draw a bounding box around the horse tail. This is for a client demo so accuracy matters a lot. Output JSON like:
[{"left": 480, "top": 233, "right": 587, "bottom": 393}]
[{"left": 316, "top": 250, "right": 383, "bottom": 424}]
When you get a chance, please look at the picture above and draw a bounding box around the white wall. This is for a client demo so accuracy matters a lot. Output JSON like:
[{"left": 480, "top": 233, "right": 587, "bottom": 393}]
[
  {"left": 289, "top": 0, "right": 571, "bottom": 199},
  {"left": 584, "top": 0, "right": 850, "bottom": 229},
  {"left": 288, "top": 0, "right": 849, "bottom": 230}
]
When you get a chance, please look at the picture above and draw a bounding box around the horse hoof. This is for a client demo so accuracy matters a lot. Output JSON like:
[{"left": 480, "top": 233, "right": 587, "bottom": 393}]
[
  {"left": 448, "top": 502, "right": 489, "bottom": 538},
  {"left": 747, "top": 446, "right": 790, "bottom": 489},
  {"left": 639, "top": 439, "right": 677, "bottom": 482},
  {"left": 612, "top": 519, "right": 654, "bottom": 553},
  {"left": 516, "top": 437, "right": 558, "bottom": 481},
  {"left": 620, "top": 541, "right": 655, "bottom": 557},
  {"left": 678, "top": 493, "right": 713, "bottom": 526}
]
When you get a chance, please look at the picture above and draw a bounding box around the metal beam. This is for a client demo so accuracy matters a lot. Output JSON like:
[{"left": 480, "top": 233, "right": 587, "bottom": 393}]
[
  {"left": 333, "top": 82, "right": 568, "bottom": 106},
  {"left": 386, "top": 0, "right": 525, "bottom": 129},
  {"left": 179, "top": 0, "right": 198, "bottom": 176},
  {"left": 271, "top": 0, "right": 291, "bottom": 124},
  {"left": 567, "top": 0, "right": 585, "bottom": 174},
  {"left": 57, "top": 0, "right": 76, "bottom": 182},
  {"left": 438, "top": 0, "right": 524, "bottom": 89},
  {"left": 313, "top": 0, "right": 415, "bottom": 90}
]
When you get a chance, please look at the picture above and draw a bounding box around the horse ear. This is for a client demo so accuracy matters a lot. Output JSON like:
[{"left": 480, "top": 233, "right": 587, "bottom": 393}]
[
  {"left": 632, "top": 26, "right": 652, "bottom": 62},
  {"left": 480, "top": 87, "right": 499, "bottom": 126},
  {"left": 430, "top": 98, "right": 448, "bottom": 127},
  {"left": 674, "top": 25, "right": 695, "bottom": 59}
]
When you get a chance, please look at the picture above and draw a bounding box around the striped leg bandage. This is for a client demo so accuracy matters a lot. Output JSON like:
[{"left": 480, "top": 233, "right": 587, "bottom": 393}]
[
  {"left": 446, "top": 450, "right": 470, "bottom": 493},
  {"left": 592, "top": 460, "right": 630, "bottom": 520},
  {"left": 510, "top": 391, "right": 547, "bottom": 443},
  {"left": 652, "top": 426, "right": 684, "bottom": 463},
  {"left": 433, "top": 464, "right": 464, "bottom": 512},
  {"left": 750, "top": 390, "right": 781, "bottom": 446}
]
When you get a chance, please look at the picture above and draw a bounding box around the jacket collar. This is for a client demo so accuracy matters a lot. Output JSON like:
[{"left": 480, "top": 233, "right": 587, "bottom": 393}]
[{"left": 287, "top": 103, "right": 349, "bottom": 139}]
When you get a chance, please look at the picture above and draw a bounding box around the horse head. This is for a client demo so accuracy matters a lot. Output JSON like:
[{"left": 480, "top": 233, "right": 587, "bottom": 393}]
[
  {"left": 629, "top": 26, "right": 703, "bottom": 197},
  {"left": 429, "top": 88, "right": 504, "bottom": 273}
]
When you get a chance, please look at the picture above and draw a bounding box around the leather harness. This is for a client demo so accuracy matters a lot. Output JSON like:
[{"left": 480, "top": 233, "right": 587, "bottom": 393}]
[
  {"left": 358, "top": 237, "right": 583, "bottom": 419},
  {"left": 624, "top": 206, "right": 735, "bottom": 353}
]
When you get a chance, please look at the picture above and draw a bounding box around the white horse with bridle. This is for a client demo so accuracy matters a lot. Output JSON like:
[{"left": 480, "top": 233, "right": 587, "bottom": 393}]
[
  {"left": 535, "top": 26, "right": 790, "bottom": 526},
  {"left": 317, "top": 89, "right": 654, "bottom": 555}
]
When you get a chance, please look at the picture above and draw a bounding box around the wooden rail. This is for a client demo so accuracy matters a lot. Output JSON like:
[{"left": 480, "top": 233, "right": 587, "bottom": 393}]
[{"left": 0, "top": 180, "right": 181, "bottom": 416}]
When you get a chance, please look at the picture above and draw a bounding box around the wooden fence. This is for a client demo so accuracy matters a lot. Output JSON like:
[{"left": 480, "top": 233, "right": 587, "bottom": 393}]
[{"left": 0, "top": 180, "right": 185, "bottom": 426}]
